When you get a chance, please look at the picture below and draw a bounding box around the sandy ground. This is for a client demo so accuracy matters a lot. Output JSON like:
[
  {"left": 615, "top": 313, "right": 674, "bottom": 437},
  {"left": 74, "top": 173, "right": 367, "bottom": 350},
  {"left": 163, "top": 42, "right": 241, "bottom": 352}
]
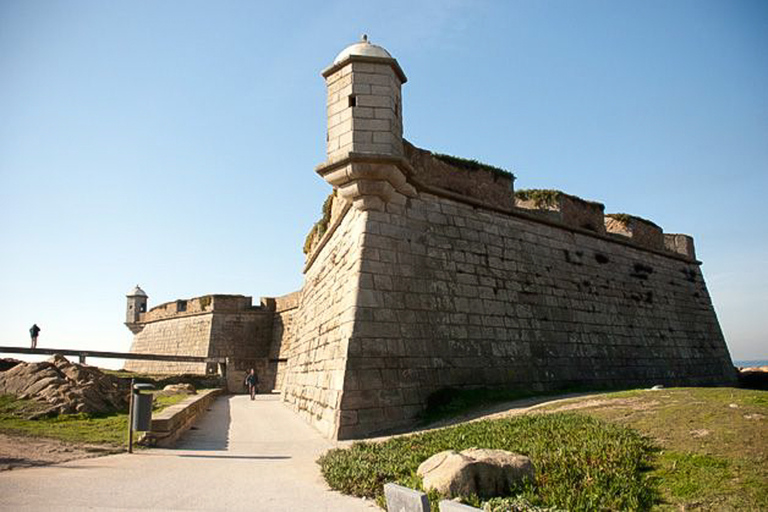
[{"left": 0, "top": 433, "right": 121, "bottom": 471}]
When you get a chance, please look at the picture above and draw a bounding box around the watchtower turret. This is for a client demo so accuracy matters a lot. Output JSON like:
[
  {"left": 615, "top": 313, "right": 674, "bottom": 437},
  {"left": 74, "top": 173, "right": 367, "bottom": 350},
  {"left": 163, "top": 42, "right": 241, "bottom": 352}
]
[
  {"left": 125, "top": 285, "right": 148, "bottom": 334},
  {"left": 316, "top": 35, "right": 416, "bottom": 211}
]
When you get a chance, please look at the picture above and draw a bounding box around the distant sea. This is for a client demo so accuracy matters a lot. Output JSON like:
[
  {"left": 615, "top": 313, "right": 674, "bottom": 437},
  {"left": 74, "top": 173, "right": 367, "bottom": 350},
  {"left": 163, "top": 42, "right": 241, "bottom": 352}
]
[{"left": 733, "top": 359, "right": 768, "bottom": 368}]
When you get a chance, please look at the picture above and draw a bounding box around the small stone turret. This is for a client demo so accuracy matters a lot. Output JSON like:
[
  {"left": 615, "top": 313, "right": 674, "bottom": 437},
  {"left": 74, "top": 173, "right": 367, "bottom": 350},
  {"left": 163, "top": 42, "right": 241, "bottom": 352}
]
[
  {"left": 316, "top": 35, "right": 416, "bottom": 211},
  {"left": 125, "top": 285, "right": 148, "bottom": 334}
]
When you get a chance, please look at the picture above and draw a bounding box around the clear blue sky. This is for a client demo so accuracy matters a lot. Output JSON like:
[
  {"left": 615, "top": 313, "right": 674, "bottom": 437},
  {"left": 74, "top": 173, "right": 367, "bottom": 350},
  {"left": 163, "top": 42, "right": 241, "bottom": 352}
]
[{"left": 1, "top": 0, "right": 766, "bottom": 368}]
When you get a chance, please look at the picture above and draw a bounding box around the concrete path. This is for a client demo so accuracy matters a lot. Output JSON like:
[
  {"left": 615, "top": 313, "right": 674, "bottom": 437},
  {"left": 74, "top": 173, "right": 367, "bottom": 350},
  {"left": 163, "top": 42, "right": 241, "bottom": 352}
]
[{"left": 0, "top": 394, "right": 378, "bottom": 511}]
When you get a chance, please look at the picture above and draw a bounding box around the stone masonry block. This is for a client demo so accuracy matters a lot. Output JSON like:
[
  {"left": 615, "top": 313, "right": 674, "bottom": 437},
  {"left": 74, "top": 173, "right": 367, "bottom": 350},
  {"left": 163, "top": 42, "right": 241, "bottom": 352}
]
[
  {"left": 357, "top": 94, "right": 393, "bottom": 109},
  {"left": 354, "top": 118, "right": 390, "bottom": 131},
  {"left": 353, "top": 72, "right": 393, "bottom": 87}
]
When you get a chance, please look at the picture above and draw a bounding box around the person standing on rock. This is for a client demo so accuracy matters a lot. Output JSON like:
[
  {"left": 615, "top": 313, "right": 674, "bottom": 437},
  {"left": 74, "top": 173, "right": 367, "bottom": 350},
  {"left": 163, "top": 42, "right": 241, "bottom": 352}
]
[
  {"left": 244, "top": 368, "right": 258, "bottom": 400},
  {"left": 29, "top": 324, "right": 41, "bottom": 349}
]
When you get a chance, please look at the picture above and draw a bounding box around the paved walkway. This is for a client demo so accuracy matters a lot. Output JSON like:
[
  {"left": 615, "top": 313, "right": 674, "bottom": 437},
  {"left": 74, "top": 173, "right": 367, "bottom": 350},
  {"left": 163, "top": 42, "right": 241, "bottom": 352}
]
[{"left": 0, "top": 394, "right": 377, "bottom": 511}]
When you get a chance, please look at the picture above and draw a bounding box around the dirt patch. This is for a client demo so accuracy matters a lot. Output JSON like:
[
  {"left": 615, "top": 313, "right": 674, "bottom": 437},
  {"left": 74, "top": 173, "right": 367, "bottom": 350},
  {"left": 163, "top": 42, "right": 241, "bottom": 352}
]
[
  {"left": 544, "top": 397, "right": 661, "bottom": 413},
  {"left": 0, "top": 432, "right": 121, "bottom": 471}
]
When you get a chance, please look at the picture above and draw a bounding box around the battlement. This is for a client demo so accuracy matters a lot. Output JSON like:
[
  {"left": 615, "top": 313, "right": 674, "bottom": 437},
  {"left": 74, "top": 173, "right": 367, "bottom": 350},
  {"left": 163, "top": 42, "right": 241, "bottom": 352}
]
[
  {"left": 404, "top": 141, "right": 515, "bottom": 211},
  {"left": 304, "top": 141, "right": 698, "bottom": 267},
  {"left": 138, "top": 294, "right": 263, "bottom": 324}
]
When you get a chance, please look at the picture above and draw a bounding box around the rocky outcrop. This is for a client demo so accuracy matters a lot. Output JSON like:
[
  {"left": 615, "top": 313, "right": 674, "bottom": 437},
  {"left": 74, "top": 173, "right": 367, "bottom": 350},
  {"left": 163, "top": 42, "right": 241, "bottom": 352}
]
[
  {"left": 157, "top": 383, "right": 196, "bottom": 396},
  {"left": 417, "top": 448, "right": 535, "bottom": 499},
  {"left": 0, "top": 355, "right": 129, "bottom": 418},
  {"left": 0, "top": 358, "right": 22, "bottom": 372}
]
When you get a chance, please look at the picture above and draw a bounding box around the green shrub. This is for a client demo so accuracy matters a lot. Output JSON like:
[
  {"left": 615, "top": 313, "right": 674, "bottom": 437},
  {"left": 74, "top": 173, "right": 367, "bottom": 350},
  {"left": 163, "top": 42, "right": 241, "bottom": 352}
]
[
  {"left": 514, "top": 189, "right": 562, "bottom": 208},
  {"left": 303, "top": 190, "right": 336, "bottom": 255}
]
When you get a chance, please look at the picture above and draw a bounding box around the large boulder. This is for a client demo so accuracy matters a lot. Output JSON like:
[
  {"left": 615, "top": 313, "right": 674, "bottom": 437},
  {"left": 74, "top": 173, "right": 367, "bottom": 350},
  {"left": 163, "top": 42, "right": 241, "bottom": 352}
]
[
  {"left": 0, "top": 355, "right": 129, "bottom": 417},
  {"left": 417, "top": 449, "right": 535, "bottom": 499},
  {"left": 159, "top": 383, "right": 196, "bottom": 395}
]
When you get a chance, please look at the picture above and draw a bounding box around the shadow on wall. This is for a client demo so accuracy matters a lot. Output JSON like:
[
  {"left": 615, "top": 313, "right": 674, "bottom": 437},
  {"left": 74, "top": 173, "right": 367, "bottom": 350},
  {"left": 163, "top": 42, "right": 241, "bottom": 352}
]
[{"left": 174, "top": 395, "right": 232, "bottom": 451}]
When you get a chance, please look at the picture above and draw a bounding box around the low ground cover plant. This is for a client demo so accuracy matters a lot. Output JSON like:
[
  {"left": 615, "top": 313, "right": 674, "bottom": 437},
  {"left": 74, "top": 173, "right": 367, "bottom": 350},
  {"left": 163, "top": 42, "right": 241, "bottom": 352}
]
[
  {"left": 319, "top": 413, "right": 655, "bottom": 511},
  {"left": 320, "top": 387, "right": 768, "bottom": 511}
]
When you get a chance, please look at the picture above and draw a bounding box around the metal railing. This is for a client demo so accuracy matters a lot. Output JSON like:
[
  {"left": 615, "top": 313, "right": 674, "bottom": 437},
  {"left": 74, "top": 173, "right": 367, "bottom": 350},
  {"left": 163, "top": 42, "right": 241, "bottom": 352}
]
[{"left": 0, "top": 346, "right": 226, "bottom": 365}]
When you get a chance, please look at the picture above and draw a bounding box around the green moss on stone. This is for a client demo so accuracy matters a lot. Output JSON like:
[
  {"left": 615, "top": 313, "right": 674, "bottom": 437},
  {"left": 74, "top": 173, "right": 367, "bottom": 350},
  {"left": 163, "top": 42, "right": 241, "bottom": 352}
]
[{"left": 432, "top": 153, "right": 514, "bottom": 180}]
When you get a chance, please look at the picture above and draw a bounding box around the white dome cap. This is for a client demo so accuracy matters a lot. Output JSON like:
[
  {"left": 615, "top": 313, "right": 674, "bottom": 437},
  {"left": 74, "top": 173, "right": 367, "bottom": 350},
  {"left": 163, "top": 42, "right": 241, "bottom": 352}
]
[
  {"left": 127, "top": 285, "right": 147, "bottom": 297},
  {"left": 334, "top": 34, "right": 393, "bottom": 64},
  {"left": 324, "top": 34, "right": 407, "bottom": 83}
]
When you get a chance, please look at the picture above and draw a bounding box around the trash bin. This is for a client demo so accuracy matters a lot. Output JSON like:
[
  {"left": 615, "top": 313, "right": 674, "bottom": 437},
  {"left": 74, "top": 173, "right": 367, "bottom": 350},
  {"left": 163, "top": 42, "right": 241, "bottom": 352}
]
[
  {"left": 132, "top": 384, "right": 154, "bottom": 432},
  {"left": 132, "top": 393, "right": 153, "bottom": 431}
]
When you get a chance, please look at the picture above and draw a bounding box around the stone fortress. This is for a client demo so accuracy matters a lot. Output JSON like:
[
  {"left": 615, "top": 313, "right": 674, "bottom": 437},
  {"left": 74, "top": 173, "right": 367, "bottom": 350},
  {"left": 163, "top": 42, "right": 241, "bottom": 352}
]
[{"left": 125, "top": 36, "right": 736, "bottom": 440}]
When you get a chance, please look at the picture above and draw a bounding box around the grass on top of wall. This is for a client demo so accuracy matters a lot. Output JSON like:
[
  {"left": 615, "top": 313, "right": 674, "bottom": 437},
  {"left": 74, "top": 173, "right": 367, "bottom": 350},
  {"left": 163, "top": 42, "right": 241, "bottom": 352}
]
[{"left": 432, "top": 153, "right": 515, "bottom": 181}]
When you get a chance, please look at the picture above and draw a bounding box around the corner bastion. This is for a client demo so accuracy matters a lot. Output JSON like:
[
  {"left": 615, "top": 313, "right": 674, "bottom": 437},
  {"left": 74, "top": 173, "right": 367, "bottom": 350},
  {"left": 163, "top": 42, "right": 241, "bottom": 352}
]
[{"left": 126, "top": 36, "right": 736, "bottom": 440}]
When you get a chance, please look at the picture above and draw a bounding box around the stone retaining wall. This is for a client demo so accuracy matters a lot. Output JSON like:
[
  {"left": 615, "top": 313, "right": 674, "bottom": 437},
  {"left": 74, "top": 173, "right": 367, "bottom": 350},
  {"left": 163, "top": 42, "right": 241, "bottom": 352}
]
[{"left": 142, "top": 389, "right": 222, "bottom": 447}]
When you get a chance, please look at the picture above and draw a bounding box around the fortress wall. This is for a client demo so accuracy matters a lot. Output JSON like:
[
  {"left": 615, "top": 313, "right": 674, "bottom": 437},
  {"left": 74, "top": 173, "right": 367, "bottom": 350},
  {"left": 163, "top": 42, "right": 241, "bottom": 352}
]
[
  {"left": 124, "top": 314, "right": 212, "bottom": 374},
  {"left": 208, "top": 310, "right": 272, "bottom": 392},
  {"left": 281, "top": 206, "right": 367, "bottom": 438},
  {"left": 270, "top": 291, "right": 302, "bottom": 391},
  {"left": 336, "top": 192, "right": 735, "bottom": 439},
  {"left": 208, "top": 312, "right": 271, "bottom": 361}
]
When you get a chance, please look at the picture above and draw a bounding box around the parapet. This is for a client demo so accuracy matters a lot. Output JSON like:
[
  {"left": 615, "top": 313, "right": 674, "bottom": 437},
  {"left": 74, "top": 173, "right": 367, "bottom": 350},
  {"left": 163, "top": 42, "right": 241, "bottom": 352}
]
[
  {"left": 404, "top": 140, "right": 515, "bottom": 211},
  {"left": 604, "top": 214, "right": 664, "bottom": 251},
  {"left": 273, "top": 291, "right": 301, "bottom": 312},
  {"left": 513, "top": 190, "right": 697, "bottom": 260},
  {"left": 259, "top": 291, "right": 302, "bottom": 313},
  {"left": 663, "top": 233, "right": 696, "bottom": 260},
  {"left": 306, "top": 139, "right": 699, "bottom": 263},
  {"left": 515, "top": 189, "right": 606, "bottom": 234},
  {"left": 139, "top": 294, "right": 260, "bottom": 324}
]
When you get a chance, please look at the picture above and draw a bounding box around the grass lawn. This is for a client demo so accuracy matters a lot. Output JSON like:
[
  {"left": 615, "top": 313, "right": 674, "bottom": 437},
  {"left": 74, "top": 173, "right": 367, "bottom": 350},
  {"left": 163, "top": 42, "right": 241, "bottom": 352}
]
[
  {"left": 538, "top": 387, "right": 768, "bottom": 511},
  {"left": 318, "top": 387, "right": 767, "bottom": 511},
  {"left": 0, "top": 391, "right": 190, "bottom": 447}
]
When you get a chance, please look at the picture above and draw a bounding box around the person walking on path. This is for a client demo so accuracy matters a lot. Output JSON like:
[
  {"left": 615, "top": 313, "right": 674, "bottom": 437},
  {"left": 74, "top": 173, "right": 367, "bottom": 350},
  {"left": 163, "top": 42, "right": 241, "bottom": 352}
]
[
  {"left": 244, "top": 368, "right": 258, "bottom": 400},
  {"left": 29, "top": 324, "right": 41, "bottom": 349}
]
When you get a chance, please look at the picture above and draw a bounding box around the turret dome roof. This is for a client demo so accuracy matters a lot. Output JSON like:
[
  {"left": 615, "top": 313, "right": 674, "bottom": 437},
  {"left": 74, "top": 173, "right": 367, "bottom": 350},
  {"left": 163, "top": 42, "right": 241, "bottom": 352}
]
[
  {"left": 333, "top": 35, "right": 392, "bottom": 64},
  {"left": 127, "top": 285, "right": 147, "bottom": 297}
]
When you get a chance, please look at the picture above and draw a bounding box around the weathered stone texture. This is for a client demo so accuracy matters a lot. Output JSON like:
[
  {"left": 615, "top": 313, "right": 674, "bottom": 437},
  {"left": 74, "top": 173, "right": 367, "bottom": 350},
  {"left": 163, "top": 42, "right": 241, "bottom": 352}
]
[
  {"left": 405, "top": 141, "right": 515, "bottom": 211},
  {"left": 125, "top": 295, "right": 274, "bottom": 386},
  {"left": 125, "top": 314, "right": 212, "bottom": 374},
  {"left": 281, "top": 206, "right": 368, "bottom": 438},
  {"left": 269, "top": 291, "right": 301, "bottom": 391},
  {"left": 326, "top": 61, "right": 403, "bottom": 160},
  {"left": 515, "top": 192, "right": 606, "bottom": 234},
  {"left": 605, "top": 215, "right": 664, "bottom": 250},
  {"left": 334, "top": 192, "right": 735, "bottom": 438}
]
